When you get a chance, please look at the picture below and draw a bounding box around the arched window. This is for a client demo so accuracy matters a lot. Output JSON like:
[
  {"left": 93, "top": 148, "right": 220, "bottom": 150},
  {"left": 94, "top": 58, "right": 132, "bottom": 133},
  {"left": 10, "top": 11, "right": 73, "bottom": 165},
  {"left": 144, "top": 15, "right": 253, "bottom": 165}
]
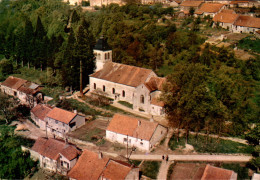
[
  {"left": 94, "top": 83, "right": 96, "bottom": 89},
  {"left": 108, "top": 52, "right": 110, "bottom": 59},
  {"left": 140, "top": 95, "right": 144, "bottom": 104},
  {"left": 97, "top": 53, "right": 101, "bottom": 60},
  {"left": 103, "top": 85, "right": 106, "bottom": 92},
  {"left": 112, "top": 88, "right": 115, "bottom": 94},
  {"left": 105, "top": 53, "right": 107, "bottom": 60},
  {"left": 122, "top": 90, "right": 125, "bottom": 97}
]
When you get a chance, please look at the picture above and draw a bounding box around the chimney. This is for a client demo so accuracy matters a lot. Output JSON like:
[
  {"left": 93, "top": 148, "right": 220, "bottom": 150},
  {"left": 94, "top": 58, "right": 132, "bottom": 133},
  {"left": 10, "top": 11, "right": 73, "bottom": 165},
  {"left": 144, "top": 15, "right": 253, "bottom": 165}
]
[
  {"left": 98, "top": 152, "right": 103, "bottom": 159},
  {"left": 138, "top": 120, "right": 141, "bottom": 126},
  {"left": 150, "top": 116, "right": 154, "bottom": 122},
  {"left": 74, "top": 109, "right": 77, "bottom": 114}
]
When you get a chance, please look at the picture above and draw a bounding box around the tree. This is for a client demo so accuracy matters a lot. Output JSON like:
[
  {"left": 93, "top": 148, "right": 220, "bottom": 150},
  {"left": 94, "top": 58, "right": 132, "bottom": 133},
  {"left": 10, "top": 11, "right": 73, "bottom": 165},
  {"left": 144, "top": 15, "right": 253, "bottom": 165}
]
[{"left": 0, "top": 94, "right": 17, "bottom": 124}]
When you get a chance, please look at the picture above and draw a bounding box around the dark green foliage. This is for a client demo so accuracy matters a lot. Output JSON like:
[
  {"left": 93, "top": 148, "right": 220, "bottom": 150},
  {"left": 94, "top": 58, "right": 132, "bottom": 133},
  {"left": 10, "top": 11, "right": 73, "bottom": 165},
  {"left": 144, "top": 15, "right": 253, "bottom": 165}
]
[
  {"left": 238, "top": 37, "right": 260, "bottom": 54},
  {"left": 0, "top": 59, "right": 13, "bottom": 77},
  {"left": 141, "top": 161, "right": 161, "bottom": 179},
  {"left": 0, "top": 125, "right": 37, "bottom": 179}
]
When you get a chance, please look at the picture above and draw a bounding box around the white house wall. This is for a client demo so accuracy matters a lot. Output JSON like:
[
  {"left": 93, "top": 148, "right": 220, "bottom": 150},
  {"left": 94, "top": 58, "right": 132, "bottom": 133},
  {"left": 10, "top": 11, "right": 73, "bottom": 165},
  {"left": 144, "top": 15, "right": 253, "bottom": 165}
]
[
  {"left": 125, "top": 168, "right": 140, "bottom": 180},
  {"left": 40, "top": 155, "right": 57, "bottom": 172},
  {"left": 232, "top": 25, "right": 259, "bottom": 34},
  {"left": 106, "top": 130, "right": 151, "bottom": 151},
  {"left": 133, "top": 84, "right": 151, "bottom": 113},
  {"left": 70, "top": 115, "right": 85, "bottom": 131},
  {"left": 90, "top": 77, "right": 136, "bottom": 103},
  {"left": 31, "top": 112, "right": 46, "bottom": 130}
]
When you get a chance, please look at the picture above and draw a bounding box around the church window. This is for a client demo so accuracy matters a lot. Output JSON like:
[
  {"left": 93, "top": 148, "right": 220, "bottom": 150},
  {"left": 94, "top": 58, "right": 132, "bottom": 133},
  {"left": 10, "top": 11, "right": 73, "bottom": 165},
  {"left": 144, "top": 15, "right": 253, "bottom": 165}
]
[
  {"left": 105, "top": 53, "right": 107, "bottom": 59},
  {"left": 94, "top": 83, "right": 96, "bottom": 89},
  {"left": 122, "top": 90, "right": 125, "bottom": 97},
  {"left": 108, "top": 53, "right": 110, "bottom": 59},
  {"left": 97, "top": 53, "right": 101, "bottom": 60},
  {"left": 140, "top": 95, "right": 144, "bottom": 104},
  {"left": 103, "top": 85, "right": 106, "bottom": 92},
  {"left": 112, "top": 88, "right": 115, "bottom": 94}
]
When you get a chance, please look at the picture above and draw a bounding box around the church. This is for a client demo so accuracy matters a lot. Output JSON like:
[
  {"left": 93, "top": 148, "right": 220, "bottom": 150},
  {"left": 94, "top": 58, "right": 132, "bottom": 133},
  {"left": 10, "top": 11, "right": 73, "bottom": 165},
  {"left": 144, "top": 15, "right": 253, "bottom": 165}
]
[{"left": 89, "top": 37, "right": 165, "bottom": 116}]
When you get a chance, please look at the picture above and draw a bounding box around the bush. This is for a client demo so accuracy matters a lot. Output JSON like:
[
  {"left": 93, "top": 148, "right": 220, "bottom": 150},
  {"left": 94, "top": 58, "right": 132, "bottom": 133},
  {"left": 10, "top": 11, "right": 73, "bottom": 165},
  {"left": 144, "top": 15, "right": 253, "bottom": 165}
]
[{"left": 141, "top": 161, "right": 161, "bottom": 179}]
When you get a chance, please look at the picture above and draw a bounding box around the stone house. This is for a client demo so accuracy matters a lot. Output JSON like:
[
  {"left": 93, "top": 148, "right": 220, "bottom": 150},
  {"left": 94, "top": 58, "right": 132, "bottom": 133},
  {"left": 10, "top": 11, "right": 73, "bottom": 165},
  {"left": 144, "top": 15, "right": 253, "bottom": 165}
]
[
  {"left": 68, "top": 149, "right": 139, "bottom": 180},
  {"left": 45, "top": 107, "right": 85, "bottom": 138},
  {"left": 31, "top": 104, "right": 53, "bottom": 130},
  {"left": 90, "top": 37, "right": 166, "bottom": 116},
  {"left": 133, "top": 77, "right": 166, "bottom": 116},
  {"left": 180, "top": 1, "right": 204, "bottom": 13},
  {"left": 213, "top": 12, "right": 239, "bottom": 29},
  {"left": 229, "top": 0, "right": 257, "bottom": 8},
  {"left": 232, "top": 15, "right": 260, "bottom": 34},
  {"left": 106, "top": 114, "right": 167, "bottom": 151},
  {"left": 195, "top": 3, "right": 225, "bottom": 17},
  {"left": 0, "top": 76, "right": 43, "bottom": 107},
  {"left": 31, "top": 137, "right": 81, "bottom": 175}
]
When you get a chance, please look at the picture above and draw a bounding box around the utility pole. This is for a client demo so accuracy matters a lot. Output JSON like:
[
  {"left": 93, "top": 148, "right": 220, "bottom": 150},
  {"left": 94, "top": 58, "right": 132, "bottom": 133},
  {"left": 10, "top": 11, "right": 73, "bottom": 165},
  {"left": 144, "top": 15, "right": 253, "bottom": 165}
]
[{"left": 80, "top": 60, "right": 83, "bottom": 96}]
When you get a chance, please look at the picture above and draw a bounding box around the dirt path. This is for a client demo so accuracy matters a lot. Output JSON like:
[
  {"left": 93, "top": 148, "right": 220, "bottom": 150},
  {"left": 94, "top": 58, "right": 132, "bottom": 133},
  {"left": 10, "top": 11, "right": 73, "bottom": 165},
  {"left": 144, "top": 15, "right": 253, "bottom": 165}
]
[
  {"left": 157, "top": 161, "right": 171, "bottom": 180},
  {"left": 129, "top": 154, "right": 252, "bottom": 162}
]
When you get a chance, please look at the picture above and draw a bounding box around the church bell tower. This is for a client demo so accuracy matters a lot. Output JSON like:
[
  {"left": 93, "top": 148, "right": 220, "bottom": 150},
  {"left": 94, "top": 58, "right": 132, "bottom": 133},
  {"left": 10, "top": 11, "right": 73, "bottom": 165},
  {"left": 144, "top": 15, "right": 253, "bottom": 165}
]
[{"left": 93, "top": 36, "right": 112, "bottom": 72}]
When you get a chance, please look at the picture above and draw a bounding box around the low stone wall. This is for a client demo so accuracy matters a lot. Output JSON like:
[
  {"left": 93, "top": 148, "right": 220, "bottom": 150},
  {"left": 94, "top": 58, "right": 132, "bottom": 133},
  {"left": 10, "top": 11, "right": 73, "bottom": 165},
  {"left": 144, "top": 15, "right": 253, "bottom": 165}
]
[{"left": 21, "top": 145, "right": 39, "bottom": 161}]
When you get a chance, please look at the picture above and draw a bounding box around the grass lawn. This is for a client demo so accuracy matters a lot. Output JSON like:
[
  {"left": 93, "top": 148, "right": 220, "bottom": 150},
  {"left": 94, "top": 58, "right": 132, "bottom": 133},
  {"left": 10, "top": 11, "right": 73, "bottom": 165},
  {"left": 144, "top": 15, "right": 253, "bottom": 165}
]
[
  {"left": 129, "top": 160, "right": 142, "bottom": 167},
  {"left": 238, "top": 36, "right": 260, "bottom": 54},
  {"left": 141, "top": 161, "right": 161, "bottom": 179},
  {"left": 84, "top": 127, "right": 105, "bottom": 145},
  {"left": 118, "top": 101, "right": 133, "bottom": 109},
  {"left": 168, "top": 134, "right": 254, "bottom": 154}
]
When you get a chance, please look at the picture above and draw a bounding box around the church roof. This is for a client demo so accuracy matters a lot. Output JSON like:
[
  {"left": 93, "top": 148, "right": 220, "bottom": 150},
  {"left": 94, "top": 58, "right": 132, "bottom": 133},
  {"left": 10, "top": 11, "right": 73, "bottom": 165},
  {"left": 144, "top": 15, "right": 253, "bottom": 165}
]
[
  {"left": 90, "top": 62, "right": 154, "bottom": 87},
  {"left": 94, "top": 36, "right": 111, "bottom": 51}
]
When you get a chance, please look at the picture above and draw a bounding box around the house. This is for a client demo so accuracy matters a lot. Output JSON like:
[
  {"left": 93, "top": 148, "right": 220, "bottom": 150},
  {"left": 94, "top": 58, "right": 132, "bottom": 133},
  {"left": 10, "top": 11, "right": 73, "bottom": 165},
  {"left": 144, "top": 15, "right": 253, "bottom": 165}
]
[
  {"left": 229, "top": 1, "right": 252, "bottom": 8},
  {"left": 170, "top": 163, "right": 237, "bottom": 180},
  {"left": 195, "top": 3, "right": 225, "bottom": 17},
  {"left": 31, "top": 137, "right": 81, "bottom": 175},
  {"left": 232, "top": 15, "right": 260, "bottom": 33},
  {"left": 133, "top": 77, "right": 166, "bottom": 115},
  {"left": 90, "top": 37, "right": 166, "bottom": 116},
  {"left": 106, "top": 114, "right": 167, "bottom": 151},
  {"left": 0, "top": 76, "right": 43, "bottom": 107},
  {"left": 201, "top": 164, "right": 238, "bottom": 180},
  {"left": 45, "top": 107, "right": 85, "bottom": 138},
  {"left": 31, "top": 104, "right": 53, "bottom": 130},
  {"left": 63, "top": 0, "right": 82, "bottom": 5},
  {"left": 180, "top": 1, "right": 204, "bottom": 12},
  {"left": 213, "top": 12, "right": 239, "bottom": 29},
  {"left": 68, "top": 149, "right": 139, "bottom": 180}
]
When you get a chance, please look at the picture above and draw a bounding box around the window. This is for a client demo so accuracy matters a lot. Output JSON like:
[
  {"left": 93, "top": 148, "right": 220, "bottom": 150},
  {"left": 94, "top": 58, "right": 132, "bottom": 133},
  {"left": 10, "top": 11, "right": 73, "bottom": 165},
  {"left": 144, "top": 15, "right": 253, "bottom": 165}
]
[
  {"left": 97, "top": 53, "right": 101, "bottom": 60},
  {"left": 94, "top": 83, "right": 96, "bottom": 89},
  {"left": 108, "top": 52, "right": 110, "bottom": 59},
  {"left": 61, "top": 161, "right": 63, "bottom": 166},
  {"left": 140, "top": 142, "right": 143, "bottom": 146},
  {"left": 105, "top": 53, "right": 107, "bottom": 59},
  {"left": 140, "top": 95, "right": 144, "bottom": 104},
  {"left": 55, "top": 120, "right": 58, "bottom": 124},
  {"left": 122, "top": 90, "right": 125, "bottom": 97},
  {"left": 112, "top": 88, "right": 115, "bottom": 94},
  {"left": 124, "top": 138, "right": 127, "bottom": 142},
  {"left": 103, "top": 85, "right": 106, "bottom": 92}
]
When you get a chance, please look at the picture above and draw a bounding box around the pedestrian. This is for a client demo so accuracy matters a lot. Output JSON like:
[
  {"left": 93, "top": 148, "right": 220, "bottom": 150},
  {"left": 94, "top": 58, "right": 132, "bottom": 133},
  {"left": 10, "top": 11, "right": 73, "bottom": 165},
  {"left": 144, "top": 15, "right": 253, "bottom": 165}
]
[
  {"left": 166, "top": 155, "right": 169, "bottom": 162},
  {"left": 162, "top": 155, "right": 165, "bottom": 160}
]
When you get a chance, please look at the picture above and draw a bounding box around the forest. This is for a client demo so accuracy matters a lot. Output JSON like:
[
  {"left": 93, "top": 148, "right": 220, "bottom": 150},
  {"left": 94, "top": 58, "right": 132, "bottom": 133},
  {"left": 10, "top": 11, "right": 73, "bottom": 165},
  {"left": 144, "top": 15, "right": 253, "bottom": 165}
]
[{"left": 0, "top": 0, "right": 259, "bottom": 145}]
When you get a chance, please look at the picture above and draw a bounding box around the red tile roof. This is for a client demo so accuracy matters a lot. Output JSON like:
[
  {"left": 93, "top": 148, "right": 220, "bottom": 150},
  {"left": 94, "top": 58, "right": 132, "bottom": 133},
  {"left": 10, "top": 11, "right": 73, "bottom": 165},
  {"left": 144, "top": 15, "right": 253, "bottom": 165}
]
[
  {"left": 31, "top": 104, "right": 53, "bottom": 121},
  {"left": 1, "top": 76, "right": 27, "bottom": 90},
  {"left": 90, "top": 62, "right": 153, "bottom": 87},
  {"left": 180, "top": 1, "right": 203, "bottom": 7},
  {"left": 32, "top": 138, "right": 80, "bottom": 161},
  {"left": 102, "top": 160, "right": 133, "bottom": 180},
  {"left": 213, "top": 13, "right": 239, "bottom": 23},
  {"left": 234, "top": 15, "right": 260, "bottom": 28},
  {"left": 151, "top": 97, "right": 164, "bottom": 107},
  {"left": 221, "top": 9, "right": 235, "bottom": 14},
  {"left": 60, "top": 145, "right": 81, "bottom": 161},
  {"left": 230, "top": 1, "right": 249, "bottom": 4},
  {"left": 107, "top": 114, "right": 159, "bottom": 141},
  {"left": 196, "top": 3, "right": 224, "bottom": 13},
  {"left": 201, "top": 164, "right": 237, "bottom": 180},
  {"left": 68, "top": 150, "right": 109, "bottom": 180},
  {"left": 46, "top": 107, "right": 77, "bottom": 124},
  {"left": 144, "top": 77, "right": 166, "bottom": 92}
]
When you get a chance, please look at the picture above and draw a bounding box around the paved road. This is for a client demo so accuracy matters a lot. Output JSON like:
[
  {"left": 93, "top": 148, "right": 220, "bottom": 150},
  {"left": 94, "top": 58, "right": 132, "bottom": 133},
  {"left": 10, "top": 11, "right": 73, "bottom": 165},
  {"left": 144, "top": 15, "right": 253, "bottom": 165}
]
[
  {"left": 129, "top": 154, "right": 252, "bottom": 162},
  {"left": 157, "top": 161, "right": 171, "bottom": 180}
]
